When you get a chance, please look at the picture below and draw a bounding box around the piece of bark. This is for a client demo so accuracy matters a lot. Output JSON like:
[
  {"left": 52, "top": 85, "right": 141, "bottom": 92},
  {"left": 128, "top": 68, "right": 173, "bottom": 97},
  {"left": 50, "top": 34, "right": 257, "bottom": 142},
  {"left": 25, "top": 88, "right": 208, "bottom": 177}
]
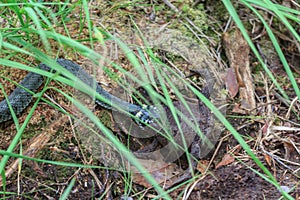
[{"left": 223, "top": 29, "right": 256, "bottom": 112}]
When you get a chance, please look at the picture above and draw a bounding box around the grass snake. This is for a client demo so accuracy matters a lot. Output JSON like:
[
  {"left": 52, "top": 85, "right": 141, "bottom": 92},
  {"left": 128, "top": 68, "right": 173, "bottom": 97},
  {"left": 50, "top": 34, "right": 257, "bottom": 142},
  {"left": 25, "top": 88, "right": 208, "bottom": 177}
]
[{"left": 0, "top": 58, "right": 159, "bottom": 124}]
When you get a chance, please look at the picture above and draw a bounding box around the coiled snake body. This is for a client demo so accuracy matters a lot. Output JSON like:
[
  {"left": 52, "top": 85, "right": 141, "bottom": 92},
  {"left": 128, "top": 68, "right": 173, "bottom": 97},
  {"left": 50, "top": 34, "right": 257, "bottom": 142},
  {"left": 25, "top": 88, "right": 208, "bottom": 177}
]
[{"left": 0, "top": 58, "right": 159, "bottom": 124}]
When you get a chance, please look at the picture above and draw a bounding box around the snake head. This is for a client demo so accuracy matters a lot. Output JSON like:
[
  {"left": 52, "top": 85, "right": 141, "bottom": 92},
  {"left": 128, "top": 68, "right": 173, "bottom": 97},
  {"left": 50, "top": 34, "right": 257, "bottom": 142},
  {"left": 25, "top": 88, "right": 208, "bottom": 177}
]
[{"left": 132, "top": 104, "right": 160, "bottom": 126}]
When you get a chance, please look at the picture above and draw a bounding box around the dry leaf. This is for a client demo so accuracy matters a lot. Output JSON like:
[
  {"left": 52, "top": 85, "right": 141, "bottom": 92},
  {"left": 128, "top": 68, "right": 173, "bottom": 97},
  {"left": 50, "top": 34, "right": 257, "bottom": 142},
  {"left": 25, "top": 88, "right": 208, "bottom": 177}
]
[
  {"left": 225, "top": 68, "right": 239, "bottom": 98},
  {"left": 130, "top": 158, "right": 183, "bottom": 188},
  {"left": 264, "top": 153, "right": 272, "bottom": 167},
  {"left": 216, "top": 154, "right": 235, "bottom": 169},
  {"left": 196, "top": 160, "right": 210, "bottom": 173},
  {"left": 261, "top": 121, "right": 269, "bottom": 135}
]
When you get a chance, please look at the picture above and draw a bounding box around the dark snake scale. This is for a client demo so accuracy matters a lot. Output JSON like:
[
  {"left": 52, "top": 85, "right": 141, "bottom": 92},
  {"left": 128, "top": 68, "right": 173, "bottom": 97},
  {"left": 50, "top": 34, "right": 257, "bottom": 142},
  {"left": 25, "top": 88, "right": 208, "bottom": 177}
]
[{"left": 0, "top": 58, "right": 159, "bottom": 124}]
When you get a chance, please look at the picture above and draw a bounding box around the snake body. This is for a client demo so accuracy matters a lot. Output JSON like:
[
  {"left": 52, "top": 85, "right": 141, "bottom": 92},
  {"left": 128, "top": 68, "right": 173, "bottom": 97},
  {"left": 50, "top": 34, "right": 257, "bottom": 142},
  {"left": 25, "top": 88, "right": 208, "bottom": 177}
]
[{"left": 0, "top": 58, "right": 159, "bottom": 124}]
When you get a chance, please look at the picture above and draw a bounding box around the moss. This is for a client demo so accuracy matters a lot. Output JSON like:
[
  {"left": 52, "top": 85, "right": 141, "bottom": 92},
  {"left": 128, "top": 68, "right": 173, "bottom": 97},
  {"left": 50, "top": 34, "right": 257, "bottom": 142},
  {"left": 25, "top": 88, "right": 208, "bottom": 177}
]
[
  {"left": 97, "top": 110, "right": 113, "bottom": 130},
  {"left": 168, "top": 3, "right": 209, "bottom": 38}
]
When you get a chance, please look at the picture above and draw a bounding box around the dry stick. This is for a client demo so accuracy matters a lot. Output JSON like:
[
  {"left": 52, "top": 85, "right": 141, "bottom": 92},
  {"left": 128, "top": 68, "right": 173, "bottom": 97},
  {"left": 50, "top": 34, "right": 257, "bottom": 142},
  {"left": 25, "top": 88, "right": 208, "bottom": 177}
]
[
  {"left": 183, "top": 174, "right": 207, "bottom": 200},
  {"left": 286, "top": 96, "right": 298, "bottom": 119},
  {"left": 203, "top": 133, "right": 230, "bottom": 174},
  {"left": 163, "top": 0, "right": 179, "bottom": 12},
  {"left": 255, "top": 72, "right": 273, "bottom": 150}
]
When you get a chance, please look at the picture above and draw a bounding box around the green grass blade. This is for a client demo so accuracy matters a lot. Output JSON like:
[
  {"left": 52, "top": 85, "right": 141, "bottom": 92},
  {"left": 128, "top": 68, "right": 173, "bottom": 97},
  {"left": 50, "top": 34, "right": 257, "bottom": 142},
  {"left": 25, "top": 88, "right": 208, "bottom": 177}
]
[
  {"left": 59, "top": 177, "right": 76, "bottom": 200},
  {"left": 82, "top": 0, "right": 94, "bottom": 48},
  {"left": 0, "top": 150, "right": 107, "bottom": 169},
  {"left": 24, "top": 7, "right": 51, "bottom": 51},
  {"left": 241, "top": 1, "right": 300, "bottom": 100},
  {"left": 261, "top": 0, "right": 300, "bottom": 42},
  {"left": 222, "top": 0, "right": 288, "bottom": 100}
]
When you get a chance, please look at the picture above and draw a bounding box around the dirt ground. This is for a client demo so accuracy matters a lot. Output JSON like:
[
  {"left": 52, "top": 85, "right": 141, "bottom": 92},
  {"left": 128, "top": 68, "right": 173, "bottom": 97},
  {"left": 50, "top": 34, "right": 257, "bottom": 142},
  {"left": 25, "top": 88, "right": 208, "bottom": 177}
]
[{"left": 0, "top": 1, "right": 299, "bottom": 199}]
